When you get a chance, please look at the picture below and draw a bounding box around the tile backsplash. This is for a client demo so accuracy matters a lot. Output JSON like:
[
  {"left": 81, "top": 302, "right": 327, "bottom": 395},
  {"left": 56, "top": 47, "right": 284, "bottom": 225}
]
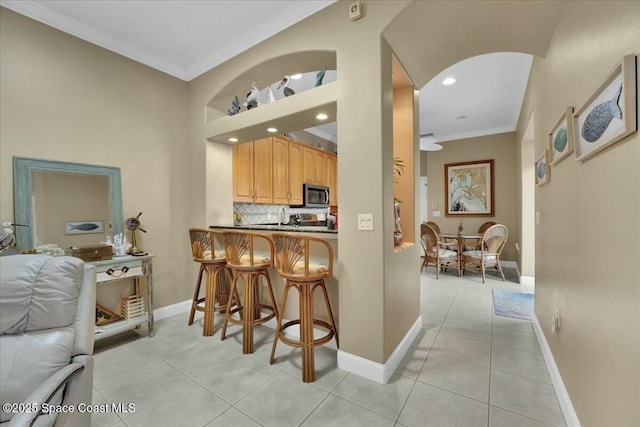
[{"left": 233, "top": 203, "right": 330, "bottom": 225}]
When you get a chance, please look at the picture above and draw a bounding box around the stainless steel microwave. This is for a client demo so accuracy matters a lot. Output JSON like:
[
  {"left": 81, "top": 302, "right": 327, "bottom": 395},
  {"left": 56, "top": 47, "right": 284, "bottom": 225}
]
[{"left": 302, "top": 184, "right": 330, "bottom": 208}]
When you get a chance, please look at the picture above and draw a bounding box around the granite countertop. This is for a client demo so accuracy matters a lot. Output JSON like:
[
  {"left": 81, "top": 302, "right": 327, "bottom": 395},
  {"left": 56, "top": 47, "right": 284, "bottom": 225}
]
[{"left": 209, "top": 224, "right": 338, "bottom": 234}]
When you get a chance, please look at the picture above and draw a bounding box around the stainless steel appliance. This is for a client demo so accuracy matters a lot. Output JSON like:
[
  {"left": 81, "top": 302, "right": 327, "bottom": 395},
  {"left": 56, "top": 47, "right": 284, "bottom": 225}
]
[{"left": 302, "top": 184, "right": 330, "bottom": 208}]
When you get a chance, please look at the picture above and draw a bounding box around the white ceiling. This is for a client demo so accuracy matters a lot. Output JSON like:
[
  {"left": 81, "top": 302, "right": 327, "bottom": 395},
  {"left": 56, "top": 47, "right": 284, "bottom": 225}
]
[{"left": 1, "top": 0, "right": 532, "bottom": 146}]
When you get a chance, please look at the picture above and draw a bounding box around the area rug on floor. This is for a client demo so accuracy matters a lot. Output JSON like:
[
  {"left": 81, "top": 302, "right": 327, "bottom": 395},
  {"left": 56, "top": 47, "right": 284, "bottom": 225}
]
[{"left": 492, "top": 289, "right": 534, "bottom": 320}]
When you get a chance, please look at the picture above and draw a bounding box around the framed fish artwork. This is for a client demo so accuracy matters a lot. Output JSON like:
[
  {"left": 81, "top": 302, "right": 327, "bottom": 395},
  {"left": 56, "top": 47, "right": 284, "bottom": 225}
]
[
  {"left": 535, "top": 151, "right": 549, "bottom": 186},
  {"left": 573, "top": 54, "right": 637, "bottom": 162},
  {"left": 65, "top": 220, "right": 104, "bottom": 235},
  {"left": 548, "top": 107, "right": 574, "bottom": 166}
]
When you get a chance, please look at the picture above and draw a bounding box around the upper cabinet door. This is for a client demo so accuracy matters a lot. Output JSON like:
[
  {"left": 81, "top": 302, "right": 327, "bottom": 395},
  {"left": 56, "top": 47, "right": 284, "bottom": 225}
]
[
  {"left": 302, "top": 147, "right": 316, "bottom": 184},
  {"left": 288, "top": 142, "right": 304, "bottom": 205},
  {"left": 272, "top": 137, "right": 290, "bottom": 204},
  {"left": 314, "top": 151, "right": 326, "bottom": 185},
  {"left": 326, "top": 154, "right": 337, "bottom": 206},
  {"left": 253, "top": 138, "right": 273, "bottom": 204},
  {"left": 233, "top": 142, "right": 254, "bottom": 202}
]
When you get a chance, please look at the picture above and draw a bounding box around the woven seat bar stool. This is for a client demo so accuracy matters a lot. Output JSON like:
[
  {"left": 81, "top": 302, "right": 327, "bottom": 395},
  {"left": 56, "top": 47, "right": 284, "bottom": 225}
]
[
  {"left": 269, "top": 232, "right": 338, "bottom": 383},
  {"left": 221, "top": 230, "right": 279, "bottom": 354},
  {"left": 188, "top": 228, "right": 235, "bottom": 336}
]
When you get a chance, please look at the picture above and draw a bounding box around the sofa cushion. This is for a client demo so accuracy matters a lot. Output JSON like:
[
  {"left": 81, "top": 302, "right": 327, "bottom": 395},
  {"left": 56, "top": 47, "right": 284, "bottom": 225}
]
[{"left": 0, "top": 255, "right": 84, "bottom": 334}]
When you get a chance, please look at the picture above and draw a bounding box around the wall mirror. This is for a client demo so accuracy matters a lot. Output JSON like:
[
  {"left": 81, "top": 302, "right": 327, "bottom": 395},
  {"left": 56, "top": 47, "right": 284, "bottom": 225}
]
[{"left": 13, "top": 157, "right": 123, "bottom": 250}]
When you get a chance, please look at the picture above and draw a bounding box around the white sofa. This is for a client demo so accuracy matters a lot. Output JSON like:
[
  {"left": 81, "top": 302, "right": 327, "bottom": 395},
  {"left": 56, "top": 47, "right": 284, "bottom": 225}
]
[{"left": 0, "top": 255, "right": 96, "bottom": 427}]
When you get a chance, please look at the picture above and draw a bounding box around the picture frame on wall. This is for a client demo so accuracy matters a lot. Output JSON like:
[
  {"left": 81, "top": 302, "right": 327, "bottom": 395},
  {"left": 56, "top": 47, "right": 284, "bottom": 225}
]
[
  {"left": 445, "top": 159, "right": 494, "bottom": 216},
  {"left": 536, "top": 151, "right": 549, "bottom": 186},
  {"left": 573, "top": 54, "right": 637, "bottom": 162},
  {"left": 65, "top": 220, "right": 104, "bottom": 235},
  {"left": 549, "top": 106, "right": 574, "bottom": 166}
]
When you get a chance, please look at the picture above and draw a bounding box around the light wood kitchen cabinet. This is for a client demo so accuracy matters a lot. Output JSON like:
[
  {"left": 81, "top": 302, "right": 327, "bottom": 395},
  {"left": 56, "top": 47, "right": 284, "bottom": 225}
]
[
  {"left": 232, "top": 138, "right": 273, "bottom": 203},
  {"left": 273, "top": 136, "right": 304, "bottom": 205},
  {"left": 272, "top": 137, "right": 290, "bottom": 204},
  {"left": 232, "top": 141, "right": 254, "bottom": 203},
  {"left": 326, "top": 154, "right": 337, "bottom": 206},
  {"left": 253, "top": 138, "right": 273, "bottom": 203},
  {"left": 288, "top": 141, "right": 304, "bottom": 205},
  {"left": 234, "top": 137, "right": 335, "bottom": 206},
  {"left": 303, "top": 146, "right": 327, "bottom": 185}
]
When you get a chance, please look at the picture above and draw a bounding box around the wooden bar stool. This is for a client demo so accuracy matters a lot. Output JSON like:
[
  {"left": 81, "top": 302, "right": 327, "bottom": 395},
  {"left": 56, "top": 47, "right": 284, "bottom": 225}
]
[
  {"left": 221, "top": 231, "right": 278, "bottom": 354},
  {"left": 269, "top": 232, "right": 338, "bottom": 383},
  {"left": 188, "top": 228, "right": 234, "bottom": 336}
]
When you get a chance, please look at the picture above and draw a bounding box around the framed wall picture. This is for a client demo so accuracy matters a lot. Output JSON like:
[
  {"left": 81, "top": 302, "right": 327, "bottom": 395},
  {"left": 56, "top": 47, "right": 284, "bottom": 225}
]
[
  {"left": 536, "top": 151, "right": 549, "bottom": 186},
  {"left": 573, "top": 54, "right": 637, "bottom": 162},
  {"left": 445, "top": 159, "right": 494, "bottom": 216},
  {"left": 549, "top": 107, "right": 574, "bottom": 166},
  {"left": 65, "top": 220, "right": 104, "bottom": 235}
]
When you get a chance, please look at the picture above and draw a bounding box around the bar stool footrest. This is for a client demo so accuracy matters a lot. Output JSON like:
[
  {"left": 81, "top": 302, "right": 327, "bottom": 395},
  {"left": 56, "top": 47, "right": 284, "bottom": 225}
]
[
  {"left": 225, "top": 304, "right": 276, "bottom": 327},
  {"left": 277, "top": 319, "right": 336, "bottom": 348}
]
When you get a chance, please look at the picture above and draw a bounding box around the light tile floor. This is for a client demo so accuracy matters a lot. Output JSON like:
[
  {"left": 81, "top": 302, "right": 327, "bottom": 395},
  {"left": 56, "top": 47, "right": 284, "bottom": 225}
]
[{"left": 92, "top": 267, "right": 565, "bottom": 427}]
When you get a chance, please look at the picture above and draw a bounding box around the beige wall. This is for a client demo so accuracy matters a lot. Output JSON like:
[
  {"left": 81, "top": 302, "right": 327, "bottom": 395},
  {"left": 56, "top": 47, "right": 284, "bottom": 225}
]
[
  {"left": 0, "top": 8, "right": 192, "bottom": 308},
  {"left": 426, "top": 132, "right": 519, "bottom": 262},
  {"left": 516, "top": 2, "right": 640, "bottom": 425}
]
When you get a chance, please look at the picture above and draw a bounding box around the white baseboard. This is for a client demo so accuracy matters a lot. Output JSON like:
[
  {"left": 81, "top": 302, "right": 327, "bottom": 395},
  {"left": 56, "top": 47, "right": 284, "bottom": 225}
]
[
  {"left": 337, "top": 316, "right": 422, "bottom": 384},
  {"left": 154, "top": 299, "right": 191, "bottom": 321},
  {"left": 532, "top": 314, "right": 581, "bottom": 427},
  {"left": 520, "top": 276, "right": 535, "bottom": 286}
]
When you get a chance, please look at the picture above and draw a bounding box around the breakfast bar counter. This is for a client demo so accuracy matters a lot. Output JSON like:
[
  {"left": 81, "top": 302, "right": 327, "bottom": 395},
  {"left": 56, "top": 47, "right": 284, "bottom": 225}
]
[
  {"left": 208, "top": 224, "right": 339, "bottom": 333},
  {"left": 209, "top": 223, "right": 338, "bottom": 236}
]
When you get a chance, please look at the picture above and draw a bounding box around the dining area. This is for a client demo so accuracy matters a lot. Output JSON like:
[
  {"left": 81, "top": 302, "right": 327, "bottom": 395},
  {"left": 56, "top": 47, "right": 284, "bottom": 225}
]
[{"left": 420, "top": 221, "right": 509, "bottom": 283}]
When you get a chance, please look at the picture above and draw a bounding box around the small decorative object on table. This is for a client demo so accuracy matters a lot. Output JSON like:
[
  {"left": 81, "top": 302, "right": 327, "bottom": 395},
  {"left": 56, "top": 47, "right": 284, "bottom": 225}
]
[
  {"left": 457, "top": 220, "right": 464, "bottom": 237},
  {"left": 227, "top": 95, "right": 241, "bottom": 116},
  {"left": 112, "top": 233, "right": 130, "bottom": 256},
  {"left": 36, "top": 244, "right": 65, "bottom": 256},
  {"left": 66, "top": 244, "right": 113, "bottom": 262},
  {"left": 125, "top": 212, "right": 147, "bottom": 255}
]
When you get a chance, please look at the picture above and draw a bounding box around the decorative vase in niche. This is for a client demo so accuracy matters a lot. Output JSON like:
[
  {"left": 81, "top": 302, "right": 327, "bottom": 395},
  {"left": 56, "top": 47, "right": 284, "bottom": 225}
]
[{"left": 394, "top": 202, "right": 404, "bottom": 246}]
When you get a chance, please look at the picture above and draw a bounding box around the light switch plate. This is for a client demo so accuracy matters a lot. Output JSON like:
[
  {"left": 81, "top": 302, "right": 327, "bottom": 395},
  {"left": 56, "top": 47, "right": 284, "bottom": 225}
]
[
  {"left": 357, "top": 213, "right": 373, "bottom": 230},
  {"left": 432, "top": 210, "right": 441, "bottom": 217}
]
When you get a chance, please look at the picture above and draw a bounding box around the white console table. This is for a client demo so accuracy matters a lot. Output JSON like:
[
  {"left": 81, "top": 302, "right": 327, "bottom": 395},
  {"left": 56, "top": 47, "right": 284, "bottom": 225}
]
[{"left": 90, "top": 254, "right": 155, "bottom": 340}]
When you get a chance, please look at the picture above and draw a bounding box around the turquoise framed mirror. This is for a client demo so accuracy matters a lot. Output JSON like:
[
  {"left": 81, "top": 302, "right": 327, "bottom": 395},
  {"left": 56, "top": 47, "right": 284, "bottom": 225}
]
[{"left": 13, "top": 157, "right": 123, "bottom": 250}]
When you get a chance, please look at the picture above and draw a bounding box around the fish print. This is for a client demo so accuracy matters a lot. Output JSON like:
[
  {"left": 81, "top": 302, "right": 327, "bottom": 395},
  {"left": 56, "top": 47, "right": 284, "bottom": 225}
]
[
  {"left": 537, "top": 161, "right": 546, "bottom": 180},
  {"left": 553, "top": 127, "right": 568, "bottom": 152},
  {"left": 70, "top": 223, "right": 99, "bottom": 231},
  {"left": 581, "top": 84, "right": 622, "bottom": 142}
]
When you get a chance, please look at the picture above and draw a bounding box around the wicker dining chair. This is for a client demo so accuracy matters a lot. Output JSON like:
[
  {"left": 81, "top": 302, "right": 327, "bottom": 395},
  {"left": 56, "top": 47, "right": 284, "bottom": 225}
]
[
  {"left": 420, "top": 223, "right": 458, "bottom": 278},
  {"left": 426, "top": 221, "right": 441, "bottom": 234},
  {"left": 465, "top": 221, "right": 497, "bottom": 251},
  {"left": 461, "top": 223, "right": 508, "bottom": 282}
]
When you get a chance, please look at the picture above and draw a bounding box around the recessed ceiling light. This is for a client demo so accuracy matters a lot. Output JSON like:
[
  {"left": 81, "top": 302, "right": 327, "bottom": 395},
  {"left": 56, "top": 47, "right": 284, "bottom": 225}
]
[
  {"left": 228, "top": 137, "right": 238, "bottom": 143},
  {"left": 267, "top": 127, "right": 278, "bottom": 133},
  {"left": 442, "top": 77, "right": 456, "bottom": 86},
  {"left": 290, "top": 74, "right": 302, "bottom": 80},
  {"left": 316, "top": 113, "right": 328, "bottom": 120},
  {"left": 421, "top": 143, "right": 443, "bottom": 151}
]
